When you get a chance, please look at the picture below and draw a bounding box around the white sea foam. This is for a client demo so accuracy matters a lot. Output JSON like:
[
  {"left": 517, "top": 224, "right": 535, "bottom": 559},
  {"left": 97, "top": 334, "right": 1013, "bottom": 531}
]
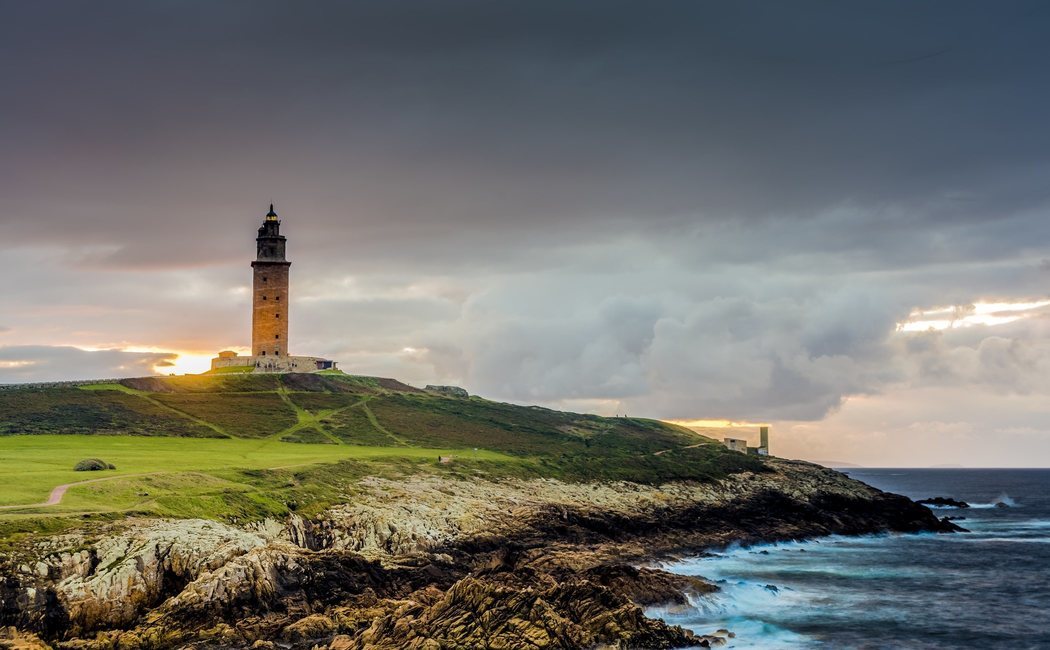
[
  {"left": 652, "top": 470, "right": 1050, "bottom": 647},
  {"left": 653, "top": 533, "right": 941, "bottom": 646},
  {"left": 648, "top": 580, "right": 817, "bottom": 649},
  {"left": 968, "top": 493, "right": 1020, "bottom": 509},
  {"left": 920, "top": 493, "right": 1019, "bottom": 509}
]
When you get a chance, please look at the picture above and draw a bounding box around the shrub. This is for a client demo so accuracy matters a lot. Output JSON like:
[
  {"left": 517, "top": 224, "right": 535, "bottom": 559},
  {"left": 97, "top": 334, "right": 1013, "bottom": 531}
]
[{"left": 73, "top": 458, "right": 115, "bottom": 471}]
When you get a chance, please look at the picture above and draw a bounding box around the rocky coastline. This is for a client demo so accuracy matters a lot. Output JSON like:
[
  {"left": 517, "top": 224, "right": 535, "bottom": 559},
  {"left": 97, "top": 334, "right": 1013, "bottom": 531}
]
[{"left": 0, "top": 458, "right": 959, "bottom": 649}]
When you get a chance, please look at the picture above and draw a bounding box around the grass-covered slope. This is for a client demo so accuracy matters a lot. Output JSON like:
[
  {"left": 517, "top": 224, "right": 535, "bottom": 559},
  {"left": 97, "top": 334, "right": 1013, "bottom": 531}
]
[
  {"left": 0, "top": 372, "right": 757, "bottom": 477},
  {"left": 0, "top": 372, "right": 764, "bottom": 537}
]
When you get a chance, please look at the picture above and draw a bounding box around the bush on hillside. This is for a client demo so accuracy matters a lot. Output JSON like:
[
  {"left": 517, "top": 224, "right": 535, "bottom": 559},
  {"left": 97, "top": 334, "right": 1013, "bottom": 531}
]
[{"left": 73, "top": 458, "right": 116, "bottom": 471}]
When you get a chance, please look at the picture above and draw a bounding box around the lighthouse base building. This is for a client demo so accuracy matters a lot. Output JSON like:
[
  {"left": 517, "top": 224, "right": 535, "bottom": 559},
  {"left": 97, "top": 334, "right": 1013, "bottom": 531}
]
[
  {"left": 209, "top": 204, "right": 338, "bottom": 374},
  {"left": 210, "top": 351, "right": 336, "bottom": 373}
]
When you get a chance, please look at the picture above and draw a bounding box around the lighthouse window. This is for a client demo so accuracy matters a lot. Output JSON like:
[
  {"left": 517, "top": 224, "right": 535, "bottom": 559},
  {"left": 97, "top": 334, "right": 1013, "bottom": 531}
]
[
  {"left": 275, "top": 334, "right": 280, "bottom": 339},
  {"left": 261, "top": 351, "right": 266, "bottom": 356},
  {"left": 275, "top": 296, "right": 280, "bottom": 301},
  {"left": 276, "top": 313, "right": 280, "bottom": 319},
  {"left": 262, "top": 295, "right": 267, "bottom": 300},
  {"left": 262, "top": 276, "right": 268, "bottom": 283}
]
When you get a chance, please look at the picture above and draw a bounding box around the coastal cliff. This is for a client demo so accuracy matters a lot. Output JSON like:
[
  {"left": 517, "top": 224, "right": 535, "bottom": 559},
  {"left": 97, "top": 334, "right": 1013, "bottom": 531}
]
[{"left": 0, "top": 458, "right": 956, "bottom": 649}]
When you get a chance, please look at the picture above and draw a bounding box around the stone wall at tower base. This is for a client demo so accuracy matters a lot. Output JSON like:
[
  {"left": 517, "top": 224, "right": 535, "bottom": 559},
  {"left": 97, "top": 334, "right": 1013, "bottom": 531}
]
[{"left": 209, "top": 354, "right": 337, "bottom": 374}]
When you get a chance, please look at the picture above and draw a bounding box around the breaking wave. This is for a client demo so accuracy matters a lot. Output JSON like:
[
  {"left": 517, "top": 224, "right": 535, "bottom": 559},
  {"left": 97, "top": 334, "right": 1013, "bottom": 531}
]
[{"left": 652, "top": 469, "right": 1050, "bottom": 648}]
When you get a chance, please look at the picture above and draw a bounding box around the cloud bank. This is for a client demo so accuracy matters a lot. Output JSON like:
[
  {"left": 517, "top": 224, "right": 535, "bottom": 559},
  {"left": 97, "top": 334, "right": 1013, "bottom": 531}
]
[{"left": 2, "top": 1, "right": 1049, "bottom": 464}]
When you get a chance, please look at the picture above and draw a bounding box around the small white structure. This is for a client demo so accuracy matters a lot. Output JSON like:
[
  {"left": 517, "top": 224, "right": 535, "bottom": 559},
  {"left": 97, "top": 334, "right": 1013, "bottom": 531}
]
[{"left": 723, "top": 437, "right": 748, "bottom": 453}]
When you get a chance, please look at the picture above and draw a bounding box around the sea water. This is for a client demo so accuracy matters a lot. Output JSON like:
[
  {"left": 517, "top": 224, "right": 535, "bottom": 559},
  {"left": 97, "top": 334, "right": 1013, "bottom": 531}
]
[{"left": 651, "top": 469, "right": 1050, "bottom": 649}]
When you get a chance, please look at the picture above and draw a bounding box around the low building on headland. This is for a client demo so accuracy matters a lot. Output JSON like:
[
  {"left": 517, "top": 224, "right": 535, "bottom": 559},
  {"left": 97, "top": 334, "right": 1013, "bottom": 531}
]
[
  {"left": 209, "top": 205, "right": 338, "bottom": 374},
  {"left": 723, "top": 437, "right": 748, "bottom": 453},
  {"left": 723, "top": 426, "right": 772, "bottom": 456},
  {"left": 211, "top": 351, "right": 337, "bottom": 373}
]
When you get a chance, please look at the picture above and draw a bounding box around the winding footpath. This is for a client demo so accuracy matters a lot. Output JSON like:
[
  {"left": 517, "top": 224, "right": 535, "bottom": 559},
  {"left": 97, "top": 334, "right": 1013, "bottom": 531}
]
[
  {"left": 652, "top": 442, "right": 708, "bottom": 456},
  {"left": 0, "top": 473, "right": 154, "bottom": 510},
  {"left": 0, "top": 459, "right": 352, "bottom": 511}
]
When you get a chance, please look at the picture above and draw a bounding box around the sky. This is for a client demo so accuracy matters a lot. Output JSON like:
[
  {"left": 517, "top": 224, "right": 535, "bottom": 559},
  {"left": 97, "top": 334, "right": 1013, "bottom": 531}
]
[{"left": 2, "top": 1, "right": 1050, "bottom": 466}]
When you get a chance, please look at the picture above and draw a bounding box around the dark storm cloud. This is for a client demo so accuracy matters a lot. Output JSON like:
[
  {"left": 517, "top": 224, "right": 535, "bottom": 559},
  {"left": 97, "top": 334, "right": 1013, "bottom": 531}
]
[
  {"left": 3, "top": 1, "right": 1049, "bottom": 269},
  {"left": 2, "top": 1, "right": 1050, "bottom": 446}
]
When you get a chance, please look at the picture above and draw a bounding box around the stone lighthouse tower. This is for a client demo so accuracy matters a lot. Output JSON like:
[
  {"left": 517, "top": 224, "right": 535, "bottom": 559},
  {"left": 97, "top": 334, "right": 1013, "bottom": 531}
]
[
  {"left": 251, "top": 204, "right": 290, "bottom": 357},
  {"left": 208, "top": 204, "right": 337, "bottom": 374}
]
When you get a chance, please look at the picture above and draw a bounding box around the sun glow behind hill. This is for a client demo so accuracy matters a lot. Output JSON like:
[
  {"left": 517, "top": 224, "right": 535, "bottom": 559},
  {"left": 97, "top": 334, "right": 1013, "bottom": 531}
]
[
  {"left": 118, "top": 347, "right": 246, "bottom": 376},
  {"left": 158, "top": 353, "right": 219, "bottom": 375}
]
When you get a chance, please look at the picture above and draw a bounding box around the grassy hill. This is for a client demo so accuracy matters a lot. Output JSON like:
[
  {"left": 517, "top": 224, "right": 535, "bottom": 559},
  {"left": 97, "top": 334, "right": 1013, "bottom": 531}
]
[{"left": 0, "top": 372, "right": 764, "bottom": 539}]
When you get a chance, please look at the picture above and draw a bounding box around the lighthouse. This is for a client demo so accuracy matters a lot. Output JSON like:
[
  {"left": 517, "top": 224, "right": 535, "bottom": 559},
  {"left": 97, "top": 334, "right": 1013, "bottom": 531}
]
[
  {"left": 208, "top": 204, "right": 338, "bottom": 374},
  {"left": 251, "top": 204, "right": 290, "bottom": 357}
]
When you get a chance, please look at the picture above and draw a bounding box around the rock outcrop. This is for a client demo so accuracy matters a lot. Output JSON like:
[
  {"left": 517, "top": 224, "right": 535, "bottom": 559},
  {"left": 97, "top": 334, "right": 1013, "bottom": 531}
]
[
  {"left": 423, "top": 385, "right": 469, "bottom": 398},
  {"left": 1, "top": 519, "right": 268, "bottom": 638},
  {"left": 917, "top": 496, "right": 970, "bottom": 508},
  {"left": 349, "top": 574, "right": 702, "bottom": 650},
  {"left": 0, "top": 626, "right": 51, "bottom": 650},
  {"left": 0, "top": 458, "right": 959, "bottom": 649}
]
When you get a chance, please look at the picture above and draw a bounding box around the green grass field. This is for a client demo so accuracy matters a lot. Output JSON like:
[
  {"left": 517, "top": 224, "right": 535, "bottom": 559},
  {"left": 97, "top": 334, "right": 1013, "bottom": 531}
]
[
  {"left": 0, "top": 372, "right": 765, "bottom": 539},
  {"left": 0, "top": 435, "right": 515, "bottom": 534}
]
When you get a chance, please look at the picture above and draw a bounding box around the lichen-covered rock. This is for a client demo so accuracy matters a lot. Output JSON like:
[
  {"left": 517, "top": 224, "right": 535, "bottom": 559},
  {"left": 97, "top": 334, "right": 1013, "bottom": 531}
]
[
  {"left": 423, "top": 385, "right": 468, "bottom": 398},
  {"left": 0, "top": 459, "right": 957, "bottom": 648},
  {"left": 62, "top": 520, "right": 268, "bottom": 634},
  {"left": 282, "top": 614, "right": 335, "bottom": 642},
  {"left": 1, "top": 519, "right": 269, "bottom": 638},
  {"left": 343, "top": 571, "right": 728, "bottom": 650},
  {"left": 325, "top": 635, "right": 353, "bottom": 650},
  {"left": 0, "top": 626, "right": 52, "bottom": 649},
  {"left": 289, "top": 460, "right": 955, "bottom": 564}
]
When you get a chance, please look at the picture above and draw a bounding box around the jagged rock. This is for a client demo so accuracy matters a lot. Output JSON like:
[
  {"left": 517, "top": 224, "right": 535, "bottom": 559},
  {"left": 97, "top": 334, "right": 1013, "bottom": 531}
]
[
  {"left": 917, "top": 497, "right": 970, "bottom": 508},
  {"left": 282, "top": 614, "right": 335, "bottom": 642},
  {"left": 0, "top": 626, "right": 52, "bottom": 649},
  {"left": 326, "top": 635, "right": 352, "bottom": 650},
  {"left": 0, "top": 458, "right": 959, "bottom": 648},
  {"left": 0, "top": 519, "right": 269, "bottom": 638},
  {"left": 423, "top": 385, "right": 468, "bottom": 398},
  {"left": 350, "top": 575, "right": 695, "bottom": 650},
  {"left": 288, "top": 461, "right": 957, "bottom": 564},
  {"left": 63, "top": 520, "right": 268, "bottom": 635},
  {"left": 576, "top": 565, "right": 717, "bottom": 606}
]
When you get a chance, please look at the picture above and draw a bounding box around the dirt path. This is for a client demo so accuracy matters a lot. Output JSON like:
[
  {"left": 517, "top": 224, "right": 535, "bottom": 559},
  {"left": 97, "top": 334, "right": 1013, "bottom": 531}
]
[
  {"left": 83, "top": 383, "right": 232, "bottom": 438},
  {"left": 270, "top": 389, "right": 365, "bottom": 444},
  {"left": 360, "top": 400, "right": 409, "bottom": 447},
  {"left": 652, "top": 442, "right": 708, "bottom": 456},
  {"left": 44, "top": 484, "right": 69, "bottom": 505},
  {"left": 0, "top": 454, "right": 360, "bottom": 511},
  {"left": 0, "top": 472, "right": 156, "bottom": 511}
]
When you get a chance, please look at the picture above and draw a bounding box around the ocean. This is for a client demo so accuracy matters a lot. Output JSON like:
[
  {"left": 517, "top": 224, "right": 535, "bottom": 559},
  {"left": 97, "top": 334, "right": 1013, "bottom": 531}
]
[{"left": 651, "top": 468, "right": 1050, "bottom": 649}]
